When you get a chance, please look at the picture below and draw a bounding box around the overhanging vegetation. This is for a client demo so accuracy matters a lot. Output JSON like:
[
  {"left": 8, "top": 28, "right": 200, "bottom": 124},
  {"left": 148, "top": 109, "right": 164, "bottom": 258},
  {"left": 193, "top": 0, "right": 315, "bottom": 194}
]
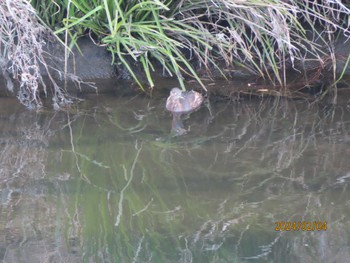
[{"left": 1, "top": 0, "right": 350, "bottom": 107}]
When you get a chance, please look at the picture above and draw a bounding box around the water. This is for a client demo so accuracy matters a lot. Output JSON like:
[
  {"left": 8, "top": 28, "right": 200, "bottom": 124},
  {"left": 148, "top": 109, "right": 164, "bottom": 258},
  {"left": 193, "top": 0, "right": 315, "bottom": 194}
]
[{"left": 1, "top": 83, "right": 350, "bottom": 263}]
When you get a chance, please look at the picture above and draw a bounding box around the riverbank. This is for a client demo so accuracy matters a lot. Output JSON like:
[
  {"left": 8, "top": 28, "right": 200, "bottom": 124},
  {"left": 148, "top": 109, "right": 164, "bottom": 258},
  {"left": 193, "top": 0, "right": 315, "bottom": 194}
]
[
  {"left": 1, "top": 1, "right": 350, "bottom": 107},
  {"left": 2, "top": 33, "right": 349, "bottom": 99}
]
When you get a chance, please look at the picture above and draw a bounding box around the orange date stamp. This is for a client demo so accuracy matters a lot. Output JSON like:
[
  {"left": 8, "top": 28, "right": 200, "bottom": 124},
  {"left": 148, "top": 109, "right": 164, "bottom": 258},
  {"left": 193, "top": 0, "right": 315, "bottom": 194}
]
[{"left": 275, "top": 221, "right": 327, "bottom": 231}]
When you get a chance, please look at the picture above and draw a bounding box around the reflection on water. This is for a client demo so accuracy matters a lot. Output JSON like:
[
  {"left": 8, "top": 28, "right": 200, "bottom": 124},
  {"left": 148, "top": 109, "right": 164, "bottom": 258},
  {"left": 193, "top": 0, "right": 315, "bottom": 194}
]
[{"left": 1, "top": 88, "right": 350, "bottom": 263}]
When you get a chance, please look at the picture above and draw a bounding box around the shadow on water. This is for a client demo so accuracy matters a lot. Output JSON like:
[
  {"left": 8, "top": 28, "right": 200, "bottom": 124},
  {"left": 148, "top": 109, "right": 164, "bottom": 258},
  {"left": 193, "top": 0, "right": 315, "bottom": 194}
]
[{"left": 1, "top": 84, "right": 350, "bottom": 262}]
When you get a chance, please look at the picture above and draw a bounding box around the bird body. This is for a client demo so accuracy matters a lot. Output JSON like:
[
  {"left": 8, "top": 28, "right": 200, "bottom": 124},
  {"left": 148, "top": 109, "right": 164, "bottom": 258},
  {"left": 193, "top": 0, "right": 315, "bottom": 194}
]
[{"left": 166, "top": 88, "right": 203, "bottom": 113}]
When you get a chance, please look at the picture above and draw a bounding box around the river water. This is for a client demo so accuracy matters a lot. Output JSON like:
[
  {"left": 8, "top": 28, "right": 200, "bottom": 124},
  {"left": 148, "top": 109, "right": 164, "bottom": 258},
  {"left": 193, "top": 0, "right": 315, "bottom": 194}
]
[{"left": 1, "top": 81, "right": 350, "bottom": 263}]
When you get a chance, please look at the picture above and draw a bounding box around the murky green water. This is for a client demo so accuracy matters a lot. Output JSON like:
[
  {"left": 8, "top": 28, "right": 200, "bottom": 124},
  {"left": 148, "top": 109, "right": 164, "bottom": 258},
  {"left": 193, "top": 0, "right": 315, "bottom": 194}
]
[{"left": 1, "top": 85, "right": 350, "bottom": 263}]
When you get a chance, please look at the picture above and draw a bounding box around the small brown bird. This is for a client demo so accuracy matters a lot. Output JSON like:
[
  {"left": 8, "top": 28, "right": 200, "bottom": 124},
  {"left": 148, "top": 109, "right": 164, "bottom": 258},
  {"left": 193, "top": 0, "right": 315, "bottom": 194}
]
[{"left": 166, "top": 87, "right": 204, "bottom": 113}]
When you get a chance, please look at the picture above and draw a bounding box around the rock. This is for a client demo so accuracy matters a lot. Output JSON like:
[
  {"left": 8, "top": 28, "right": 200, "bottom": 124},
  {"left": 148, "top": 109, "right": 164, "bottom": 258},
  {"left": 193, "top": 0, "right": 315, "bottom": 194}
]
[{"left": 43, "top": 37, "right": 116, "bottom": 80}]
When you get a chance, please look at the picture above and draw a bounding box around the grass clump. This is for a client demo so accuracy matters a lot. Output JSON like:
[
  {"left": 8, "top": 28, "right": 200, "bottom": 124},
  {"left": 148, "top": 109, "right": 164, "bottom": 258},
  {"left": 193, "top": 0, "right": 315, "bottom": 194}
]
[
  {"left": 35, "top": 0, "right": 216, "bottom": 91},
  {"left": 0, "top": 0, "right": 76, "bottom": 109},
  {"left": 174, "top": 0, "right": 350, "bottom": 84},
  {"left": 33, "top": 0, "right": 350, "bottom": 91}
]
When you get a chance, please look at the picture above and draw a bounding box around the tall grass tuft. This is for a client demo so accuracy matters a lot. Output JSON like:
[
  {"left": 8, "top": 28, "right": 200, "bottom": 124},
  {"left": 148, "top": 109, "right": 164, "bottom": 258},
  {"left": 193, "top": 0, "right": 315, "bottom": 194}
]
[
  {"left": 32, "top": 0, "right": 350, "bottom": 92},
  {"left": 47, "top": 0, "right": 217, "bottom": 91},
  {"left": 173, "top": 0, "right": 350, "bottom": 85}
]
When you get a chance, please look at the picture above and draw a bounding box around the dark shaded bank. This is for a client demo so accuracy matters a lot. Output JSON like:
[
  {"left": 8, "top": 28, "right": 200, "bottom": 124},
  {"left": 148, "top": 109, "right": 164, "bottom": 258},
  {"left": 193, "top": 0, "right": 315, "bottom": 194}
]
[{"left": 38, "top": 37, "right": 256, "bottom": 93}]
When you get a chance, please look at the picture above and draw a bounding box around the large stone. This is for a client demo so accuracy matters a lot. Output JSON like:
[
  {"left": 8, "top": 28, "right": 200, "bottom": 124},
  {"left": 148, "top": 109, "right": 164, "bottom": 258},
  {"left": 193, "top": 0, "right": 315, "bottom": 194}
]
[{"left": 43, "top": 37, "right": 116, "bottom": 80}]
